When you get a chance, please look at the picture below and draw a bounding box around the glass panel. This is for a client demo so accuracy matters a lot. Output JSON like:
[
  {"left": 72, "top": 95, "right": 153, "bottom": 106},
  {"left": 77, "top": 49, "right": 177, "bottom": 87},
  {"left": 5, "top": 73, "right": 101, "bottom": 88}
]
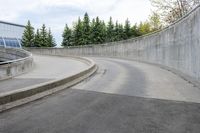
[
  {"left": 4, "top": 38, "right": 21, "bottom": 48},
  {"left": 0, "top": 37, "right": 4, "bottom": 46},
  {"left": 0, "top": 22, "right": 25, "bottom": 39}
]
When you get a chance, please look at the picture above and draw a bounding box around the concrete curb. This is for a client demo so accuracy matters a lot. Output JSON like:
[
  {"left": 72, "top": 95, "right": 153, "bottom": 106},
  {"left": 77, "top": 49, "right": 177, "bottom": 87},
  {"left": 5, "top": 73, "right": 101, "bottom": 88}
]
[{"left": 0, "top": 56, "right": 97, "bottom": 112}]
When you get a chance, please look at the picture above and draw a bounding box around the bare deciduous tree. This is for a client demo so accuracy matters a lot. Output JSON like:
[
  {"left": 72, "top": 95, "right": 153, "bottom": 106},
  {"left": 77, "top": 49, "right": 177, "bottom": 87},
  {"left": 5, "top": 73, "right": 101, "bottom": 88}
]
[{"left": 150, "top": 0, "right": 200, "bottom": 24}]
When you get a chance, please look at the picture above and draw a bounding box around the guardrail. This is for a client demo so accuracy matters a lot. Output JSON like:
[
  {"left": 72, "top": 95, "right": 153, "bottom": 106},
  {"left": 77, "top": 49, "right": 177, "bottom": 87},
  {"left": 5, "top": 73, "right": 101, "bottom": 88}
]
[{"left": 0, "top": 48, "right": 33, "bottom": 80}]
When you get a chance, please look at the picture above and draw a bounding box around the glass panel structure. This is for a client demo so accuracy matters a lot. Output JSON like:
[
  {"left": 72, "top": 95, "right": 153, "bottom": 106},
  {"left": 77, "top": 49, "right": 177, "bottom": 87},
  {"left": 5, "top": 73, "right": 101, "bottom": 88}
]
[
  {"left": 0, "top": 37, "right": 4, "bottom": 47},
  {"left": 0, "top": 21, "right": 25, "bottom": 38},
  {"left": 4, "top": 38, "right": 21, "bottom": 48},
  {"left": 0, "top": 21, "right": 25, "bottom": 48}
]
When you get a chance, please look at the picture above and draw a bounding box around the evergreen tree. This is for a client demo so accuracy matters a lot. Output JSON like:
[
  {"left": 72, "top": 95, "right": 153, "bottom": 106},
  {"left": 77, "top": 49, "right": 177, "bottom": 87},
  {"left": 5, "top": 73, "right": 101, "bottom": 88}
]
[
  {"left": 124, "top": 19, "right": 132, "bottom": 39},
  {"left": 82, "top": 12, "right": 91, "bottom": 45},
  {"left": 106, "top": 17, "right": 115, "bottom": 42},
  {"left": 34, "top": 29, "right": 41, "bottom": 47},
  {"left": 40, "top": 24, "right": 48, "bottom": 47},
  {"left": 90, "top": 18, "right": 96, "bottom": 44},
  {"left": 72, "top": 17, "right": 83, "bottom": 46},
  {"left": 114, "top": 21, "right": 120, "bottom": 41},
  {"left": 131, "top": 24, "right": 141, "bottom": 37},
  {"left": 47, "top": 28, "right": 56, "bottom": 47},
  {"left": 91, "top": 17, "right": 105, "bottom": 44},
  {"left": 100, "top": 21, "right": 107, "bottom": 43},
  {"left": 62, "top": 24, "right": 73, "bottom": 47},
  {"left": 21, "top": 20, "right": 35, "bottom": 47},
  {"left": 118, "top": 24, "right": 125, "bottom": 40},
  {"left": 62, "top": 13, "right": 147, "bottom": 46}
]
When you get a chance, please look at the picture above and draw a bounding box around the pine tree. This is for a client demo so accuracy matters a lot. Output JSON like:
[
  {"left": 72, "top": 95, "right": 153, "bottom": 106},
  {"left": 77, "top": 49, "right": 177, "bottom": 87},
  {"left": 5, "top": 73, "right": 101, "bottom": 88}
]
[
  {"left": 62, "top": 24, "right": 72, "bottom": 47},
  {"left": 90, "top": 18, "right": 96, "bottom": 44},
  {"left": 73, "top": 17, "right": 83, "bottom": 46},
  {"left": 100, "top": 21, "right": 107, "bottom": 43},
  {"left": 118, "top": 24, "right": 125, "bottom": 40},
  {"left": 131, "top": 24, "right": 141, "bottom": 37},
  {"left": 114, "top": 21, "right": 120, "bottom": 41},
  {"left": 124, "top": 19, "right": 132, "bottom": 39},
  {"left": 106, "top": 17, "right": 115, "bottom": 42},
  {"left": 40, "top": 24, "right": 48, "bottom": 47},
  {"left": 47, "top": 28, "right": 56, "bottom": 47},
  {"left": 34, "top": 29, "right": 41, "bottom": 47},
  {"left": 91, "top": 17, "right": 105, "bottom": 44},
  {"left": 21, "top": 20, "right": 35, "bottom": 47},
  {"left": 82, "top": 12, "right": 91, "bottom": 45},
  {"left": 62, "top": 13, "right": 146, "bottom": 46}
]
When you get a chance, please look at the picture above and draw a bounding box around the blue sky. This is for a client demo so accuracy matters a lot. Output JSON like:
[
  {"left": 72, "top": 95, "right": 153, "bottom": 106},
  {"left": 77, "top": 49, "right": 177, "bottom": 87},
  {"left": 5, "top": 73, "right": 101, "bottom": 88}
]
[{"left": 0, "top": 0, "right": 152, "bottom": 46}]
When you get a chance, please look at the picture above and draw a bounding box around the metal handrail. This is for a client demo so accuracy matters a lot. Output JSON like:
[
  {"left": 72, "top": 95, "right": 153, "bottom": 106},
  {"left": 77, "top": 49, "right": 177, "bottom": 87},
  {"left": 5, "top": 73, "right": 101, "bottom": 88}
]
[{"left": 0, "top": 48, "right": 32, "bottom": 65}]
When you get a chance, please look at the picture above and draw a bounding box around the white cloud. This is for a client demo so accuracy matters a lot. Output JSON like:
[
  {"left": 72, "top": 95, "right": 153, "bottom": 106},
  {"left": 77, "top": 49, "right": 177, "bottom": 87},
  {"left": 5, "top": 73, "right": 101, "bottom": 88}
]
[{"left": 0, "top": 0, "right": 152, "bottom": 46}]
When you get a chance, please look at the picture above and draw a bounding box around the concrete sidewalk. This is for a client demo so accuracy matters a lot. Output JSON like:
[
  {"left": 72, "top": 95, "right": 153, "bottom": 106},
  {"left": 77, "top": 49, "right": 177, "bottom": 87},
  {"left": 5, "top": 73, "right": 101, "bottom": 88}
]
[{"left": 0, "top": 54, "right": 89, "bottom": 94}]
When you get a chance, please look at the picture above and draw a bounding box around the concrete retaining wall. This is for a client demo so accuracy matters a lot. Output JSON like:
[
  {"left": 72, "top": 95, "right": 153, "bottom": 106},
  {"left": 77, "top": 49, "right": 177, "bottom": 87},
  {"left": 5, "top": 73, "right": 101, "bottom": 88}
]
[
  {"left": 27, "top": 5, "right": 200, "bottom": 83},
  {"left": 0, "top": 48, "right": 33, "bottom": 80}
]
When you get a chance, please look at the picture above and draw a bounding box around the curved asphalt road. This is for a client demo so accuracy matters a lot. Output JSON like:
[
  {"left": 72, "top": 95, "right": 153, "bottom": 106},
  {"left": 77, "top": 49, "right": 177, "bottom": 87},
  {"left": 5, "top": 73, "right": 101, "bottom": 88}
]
[{"left": 1, "top": 57, "right": 200, "bottom": 133}]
